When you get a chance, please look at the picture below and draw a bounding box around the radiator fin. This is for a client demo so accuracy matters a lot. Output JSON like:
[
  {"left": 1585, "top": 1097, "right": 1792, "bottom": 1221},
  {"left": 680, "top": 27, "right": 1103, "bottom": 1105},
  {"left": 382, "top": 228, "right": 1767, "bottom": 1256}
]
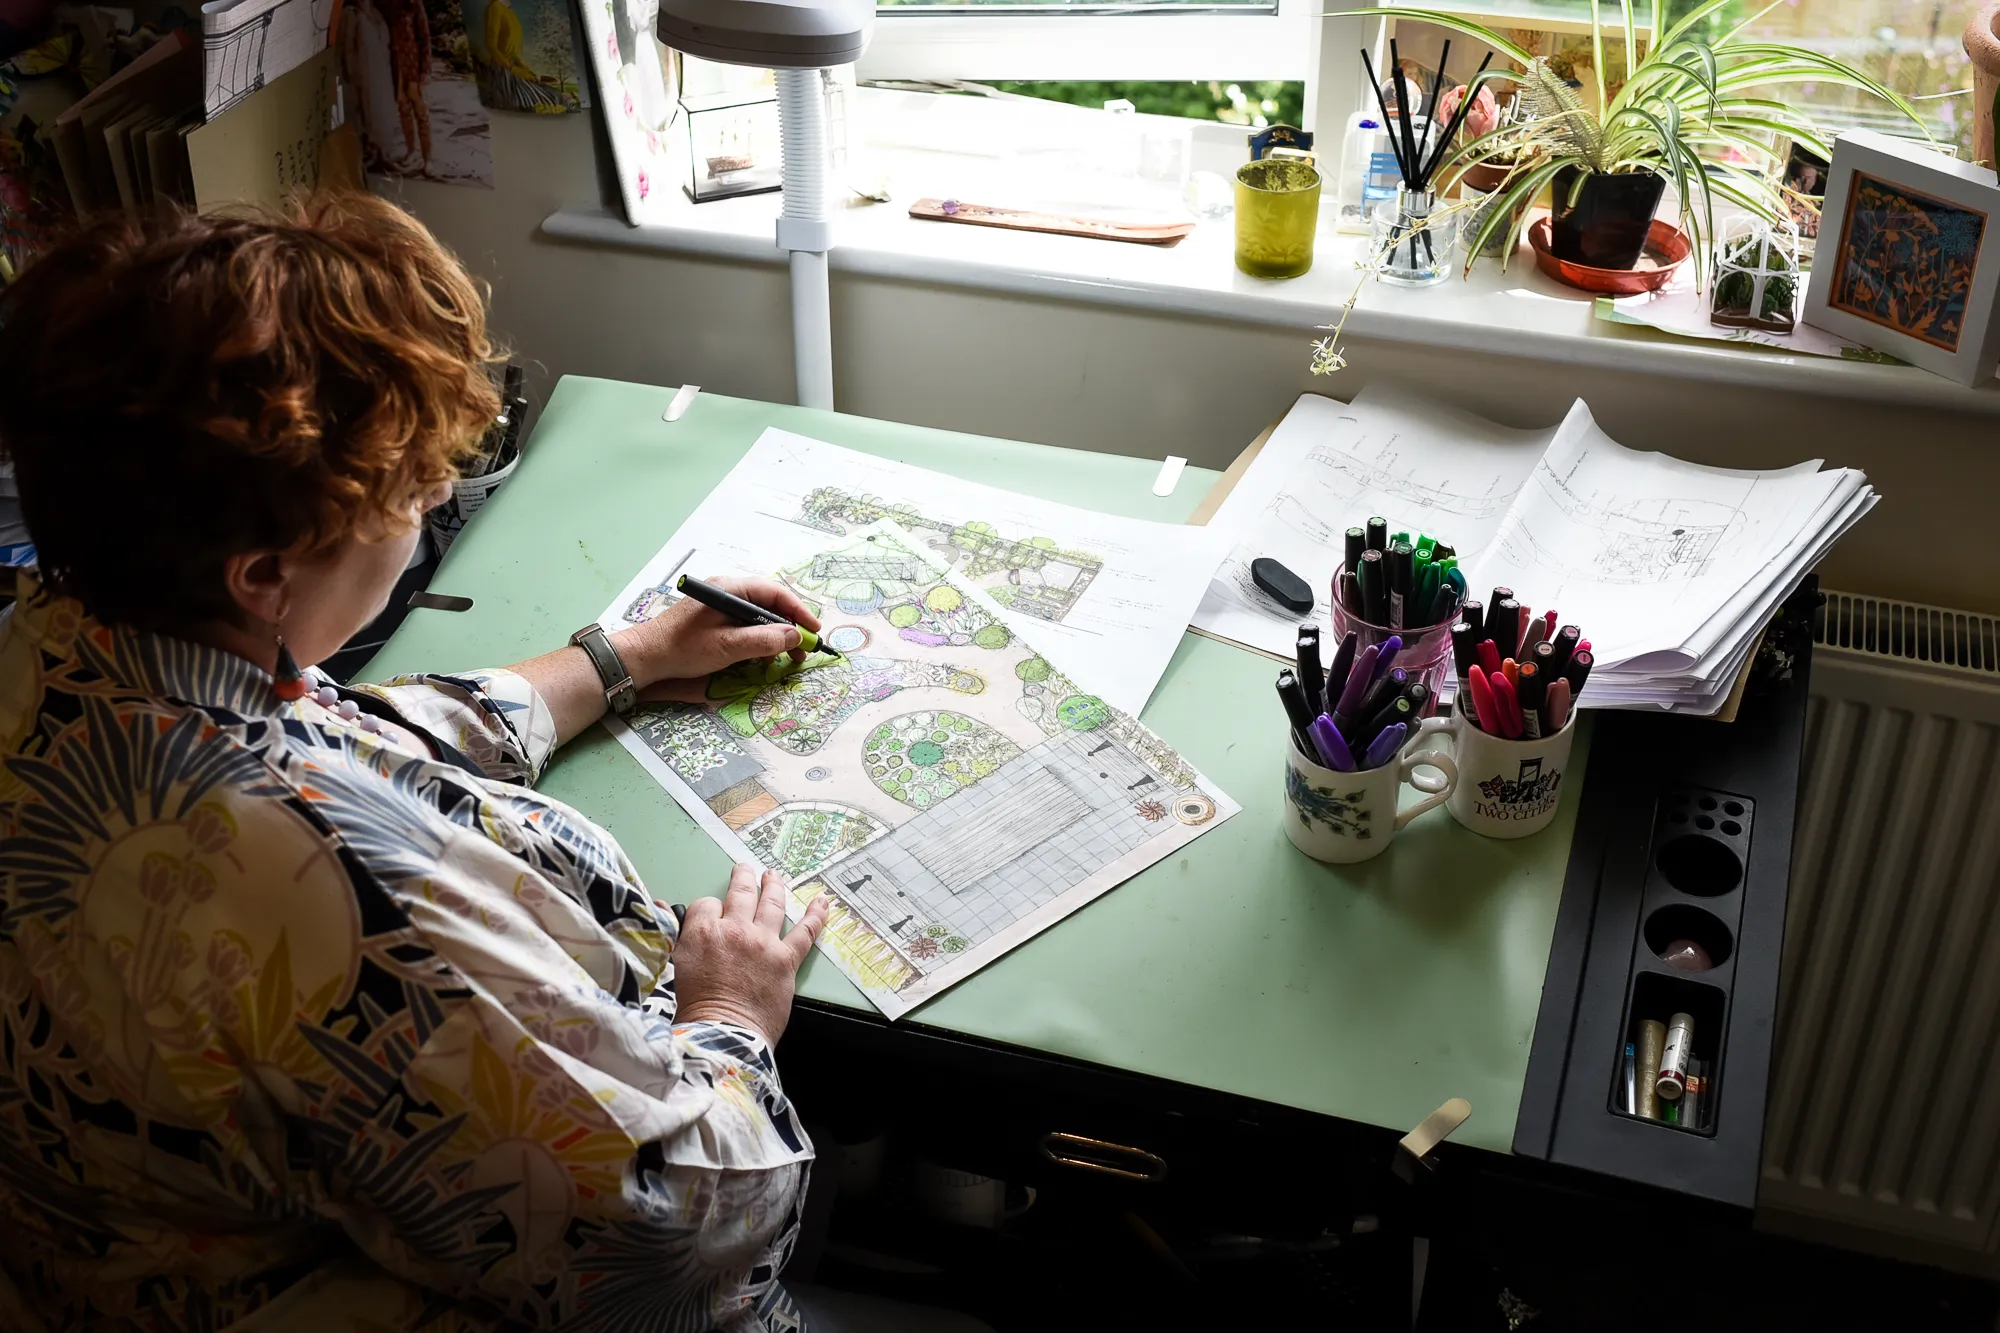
[
  {"left": 1761, "top": 594, "right": 2000, "bottom": 1260},
  {"left": 1817, "top": 591, "right": 2000, "bottom": 676}
]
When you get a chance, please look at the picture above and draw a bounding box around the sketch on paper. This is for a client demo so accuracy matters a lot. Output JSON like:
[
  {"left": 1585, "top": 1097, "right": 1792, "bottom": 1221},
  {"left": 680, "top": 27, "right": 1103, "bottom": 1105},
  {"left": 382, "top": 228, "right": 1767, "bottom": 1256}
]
[
  {"left": 794, "top": 487, "right": 1104, "bottom": 623},
  {"left": 1498, "top": 455, "right": 1741, "bottom": 585},
  {"left": 201, "top": 0, "right": 336, "bottom": 118},
  {"left": 602, "top": 521, "right": 1238, "bottom": 1019},
  {"left": 599, "top": 427, "right": 1229, "bottom": 716},
  {"left": 1192, "top": 388, "right": 1556, "bottom": 655}
]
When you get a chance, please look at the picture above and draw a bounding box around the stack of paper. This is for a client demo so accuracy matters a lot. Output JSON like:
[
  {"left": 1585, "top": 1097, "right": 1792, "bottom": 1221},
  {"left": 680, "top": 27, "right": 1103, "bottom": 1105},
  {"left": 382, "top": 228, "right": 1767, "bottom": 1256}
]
[
  {"left": 49, "top": 24, "right": 353, "bottom": 220},
  {"left": 1193, "top": 384, "right": 1875, "bottom": 715}
]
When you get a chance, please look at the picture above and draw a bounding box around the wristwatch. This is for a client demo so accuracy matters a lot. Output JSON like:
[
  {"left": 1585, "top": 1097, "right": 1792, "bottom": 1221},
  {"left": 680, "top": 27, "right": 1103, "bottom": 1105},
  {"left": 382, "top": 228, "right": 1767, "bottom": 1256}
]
[{"left": 570, "top": 622, "right": 637, "bottom": 716}]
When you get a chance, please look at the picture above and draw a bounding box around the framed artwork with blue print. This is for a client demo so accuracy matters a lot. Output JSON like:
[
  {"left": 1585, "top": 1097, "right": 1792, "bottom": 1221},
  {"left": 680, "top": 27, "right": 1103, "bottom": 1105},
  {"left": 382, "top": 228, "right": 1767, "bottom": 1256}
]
[{"left": 1801, "top": 128, "right": 2000, "bottom": 387}]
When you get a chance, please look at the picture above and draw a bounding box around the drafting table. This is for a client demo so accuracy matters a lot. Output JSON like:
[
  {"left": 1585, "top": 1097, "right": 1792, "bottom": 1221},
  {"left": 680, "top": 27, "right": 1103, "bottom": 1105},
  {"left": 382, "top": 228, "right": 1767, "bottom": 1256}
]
[{"left": 365, "top": 377, "right": 1809, "bottom": 1210}]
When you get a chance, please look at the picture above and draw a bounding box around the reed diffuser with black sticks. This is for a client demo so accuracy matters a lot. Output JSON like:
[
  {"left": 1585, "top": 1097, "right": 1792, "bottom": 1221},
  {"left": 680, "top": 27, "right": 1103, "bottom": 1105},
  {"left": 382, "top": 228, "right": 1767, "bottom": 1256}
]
[{"left": 1359, "top": 40, "right": 1494, "bottom": 284}]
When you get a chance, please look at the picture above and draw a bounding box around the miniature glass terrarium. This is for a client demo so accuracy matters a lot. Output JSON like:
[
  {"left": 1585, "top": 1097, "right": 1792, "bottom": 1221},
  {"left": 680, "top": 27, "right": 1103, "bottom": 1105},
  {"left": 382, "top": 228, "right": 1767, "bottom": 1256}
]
[
  {"left": 681, "top": 59, "right": 779, "bottom": 202},
  {"left": 1710, "top": 220, "right": 1801, "bottom": 334}
]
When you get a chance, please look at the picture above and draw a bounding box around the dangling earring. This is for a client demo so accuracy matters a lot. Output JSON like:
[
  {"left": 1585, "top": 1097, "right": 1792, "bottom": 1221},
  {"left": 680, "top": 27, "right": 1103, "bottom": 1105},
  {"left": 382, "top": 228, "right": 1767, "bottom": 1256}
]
[{"left": 272, "top": 633, "right": 308, "bottom": 701}]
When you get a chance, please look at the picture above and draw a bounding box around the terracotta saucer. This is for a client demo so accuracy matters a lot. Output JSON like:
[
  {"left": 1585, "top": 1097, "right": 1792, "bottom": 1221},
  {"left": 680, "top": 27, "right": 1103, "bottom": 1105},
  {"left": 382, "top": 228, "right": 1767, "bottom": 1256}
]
[{"left": 1528, "top": 217, "right": 1692, "bottom": 295}]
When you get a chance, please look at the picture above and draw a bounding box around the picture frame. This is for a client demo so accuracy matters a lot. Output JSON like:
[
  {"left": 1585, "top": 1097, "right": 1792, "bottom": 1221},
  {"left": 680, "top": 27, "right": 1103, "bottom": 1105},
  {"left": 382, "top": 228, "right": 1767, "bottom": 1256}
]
[
  {"left": 1801, "top": 128, "right": 2000, "bottom": 386},
  {"left": 575, "top": 0, "right": 682, "bottom": 225}
]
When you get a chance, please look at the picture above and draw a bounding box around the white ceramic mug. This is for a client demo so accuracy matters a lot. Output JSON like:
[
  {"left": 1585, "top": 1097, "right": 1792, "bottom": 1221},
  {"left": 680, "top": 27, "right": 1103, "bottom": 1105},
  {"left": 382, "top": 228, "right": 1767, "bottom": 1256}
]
[
  {"left": 1415, "top": 699, "right": 1578, "bottom": 839},
  {"left": 1282, "top": 735, "right": 1457, "bottom": 864}
]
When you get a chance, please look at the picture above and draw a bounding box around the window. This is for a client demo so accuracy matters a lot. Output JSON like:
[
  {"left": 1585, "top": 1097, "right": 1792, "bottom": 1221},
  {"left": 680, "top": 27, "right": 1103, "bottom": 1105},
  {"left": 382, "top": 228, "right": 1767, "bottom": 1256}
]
[
  {"left": 991, "top": 80, "right": 1307, "bottom": 127},
  {"left": 857, "top": 0, "right": 1314, "bottom": 84},
  {"left": 1672, "top": 0, "right": 1971, "bottom": 154},
  {"left": 858, "top": 0, "right": 1971, "bottom": 152}
]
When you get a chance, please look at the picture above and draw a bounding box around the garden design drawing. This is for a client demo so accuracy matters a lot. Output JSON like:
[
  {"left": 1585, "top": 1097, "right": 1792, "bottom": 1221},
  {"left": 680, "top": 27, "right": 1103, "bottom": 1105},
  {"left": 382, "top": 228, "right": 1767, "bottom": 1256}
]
[{"left": 600, "top": 521, "right": 1237, "bottom": 1019}]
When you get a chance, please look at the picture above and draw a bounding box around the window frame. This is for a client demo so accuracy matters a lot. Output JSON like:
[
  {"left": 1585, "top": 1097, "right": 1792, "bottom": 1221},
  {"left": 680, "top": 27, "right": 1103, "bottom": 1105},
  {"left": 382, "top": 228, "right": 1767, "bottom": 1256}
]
[{"left": 855, "top": 0, "right": 1316, "bottom": 84}]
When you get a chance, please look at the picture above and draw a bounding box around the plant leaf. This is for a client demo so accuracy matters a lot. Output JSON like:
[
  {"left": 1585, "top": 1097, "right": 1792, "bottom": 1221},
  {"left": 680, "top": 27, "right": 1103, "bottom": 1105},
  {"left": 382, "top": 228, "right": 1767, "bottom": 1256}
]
[
  {"left": 1590, "top": 0, "right": 1608, "bottom": 120},
  {"left": 1320, "top": 9, "right": 1536, "bottom": 67},
  {"left": 1462, "top": 158, "right": 1567, "bottom": 275}
]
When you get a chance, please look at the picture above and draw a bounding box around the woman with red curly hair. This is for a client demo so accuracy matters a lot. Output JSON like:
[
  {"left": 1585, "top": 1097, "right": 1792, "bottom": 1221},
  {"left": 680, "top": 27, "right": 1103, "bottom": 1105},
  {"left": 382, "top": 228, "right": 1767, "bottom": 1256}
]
[{"left": 0, "top": 197, "right": 838, "bottom": 1332}]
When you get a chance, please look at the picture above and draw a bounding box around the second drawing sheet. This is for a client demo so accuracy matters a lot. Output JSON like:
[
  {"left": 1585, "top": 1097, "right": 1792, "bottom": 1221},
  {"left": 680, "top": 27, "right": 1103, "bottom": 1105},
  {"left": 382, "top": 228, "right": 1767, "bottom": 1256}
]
[{"left": 621, "top": 428, "right": 1229, "bottom": 717}]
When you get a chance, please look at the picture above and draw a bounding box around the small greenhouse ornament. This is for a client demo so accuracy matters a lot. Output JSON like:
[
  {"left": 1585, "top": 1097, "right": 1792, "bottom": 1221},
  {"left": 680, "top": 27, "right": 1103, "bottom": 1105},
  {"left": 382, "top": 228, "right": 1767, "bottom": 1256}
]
[{"left": 1710, "top": 219, "right": 1801, "bottom": 334}]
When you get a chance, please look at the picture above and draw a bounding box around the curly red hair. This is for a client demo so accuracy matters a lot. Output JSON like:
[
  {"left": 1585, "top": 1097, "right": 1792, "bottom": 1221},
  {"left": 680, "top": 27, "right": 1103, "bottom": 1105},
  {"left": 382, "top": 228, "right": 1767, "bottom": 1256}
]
[{"left": 0, "top": 194, "right": 500, "bottom": 633}]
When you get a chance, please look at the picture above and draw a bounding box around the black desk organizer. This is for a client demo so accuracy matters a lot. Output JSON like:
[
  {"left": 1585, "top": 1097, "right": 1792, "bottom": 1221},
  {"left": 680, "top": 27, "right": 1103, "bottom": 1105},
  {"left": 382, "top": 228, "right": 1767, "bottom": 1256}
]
[{"left": 1512, "top": 580, "right": 1818, "bottom": 1208}]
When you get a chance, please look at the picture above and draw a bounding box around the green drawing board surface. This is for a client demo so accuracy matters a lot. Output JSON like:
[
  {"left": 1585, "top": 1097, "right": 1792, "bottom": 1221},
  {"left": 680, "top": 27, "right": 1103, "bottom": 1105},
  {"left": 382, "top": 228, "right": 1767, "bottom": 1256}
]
[{"left": 365, "top": 378, "right": 1592, "bottom": 1153}]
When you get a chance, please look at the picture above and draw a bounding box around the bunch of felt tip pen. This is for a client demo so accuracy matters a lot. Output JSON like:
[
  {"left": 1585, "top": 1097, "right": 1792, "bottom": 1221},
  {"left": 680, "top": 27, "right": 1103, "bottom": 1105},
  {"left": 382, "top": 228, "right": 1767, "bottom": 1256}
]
[
  {"left": 1275, "top": 623, "right": 1429, "bottom": 772},
  {"left": 1447, "top": 586, "right": 1593, "bottom": 740},
  {"left": 464, "top": 363, "right": 529, "bottom": 479},
  {"left": 1338, "top": 517, "right": 1466, "bottom": 631}
]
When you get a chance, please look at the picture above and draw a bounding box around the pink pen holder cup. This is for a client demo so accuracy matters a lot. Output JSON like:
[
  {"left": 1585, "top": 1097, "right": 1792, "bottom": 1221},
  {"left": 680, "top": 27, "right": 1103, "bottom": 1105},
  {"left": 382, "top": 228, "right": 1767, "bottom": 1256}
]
[{"left": 1328, "top": 566, "right": 1457, "bottom": 712}]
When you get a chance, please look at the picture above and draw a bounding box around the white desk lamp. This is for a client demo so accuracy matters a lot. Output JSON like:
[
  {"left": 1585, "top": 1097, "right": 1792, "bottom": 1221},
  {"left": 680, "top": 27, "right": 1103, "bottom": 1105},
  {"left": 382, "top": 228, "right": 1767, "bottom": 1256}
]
[{"left": 657, "top": 0, "right": 872, "bottom": 410}]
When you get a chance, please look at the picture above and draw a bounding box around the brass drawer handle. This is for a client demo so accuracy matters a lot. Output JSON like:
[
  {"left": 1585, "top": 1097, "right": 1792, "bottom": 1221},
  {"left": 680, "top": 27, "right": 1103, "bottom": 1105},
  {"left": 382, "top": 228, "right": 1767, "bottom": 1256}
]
[{"left": 1038, "top": 1132, "right": 1168, "bottom": 1183}]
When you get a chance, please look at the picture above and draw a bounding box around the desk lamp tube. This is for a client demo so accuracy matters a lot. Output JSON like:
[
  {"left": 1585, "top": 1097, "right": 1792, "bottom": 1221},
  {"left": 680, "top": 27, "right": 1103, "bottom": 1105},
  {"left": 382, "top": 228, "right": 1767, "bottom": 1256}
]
[{"left": 776, "top": 68, "right": 834, "bottom": 410}]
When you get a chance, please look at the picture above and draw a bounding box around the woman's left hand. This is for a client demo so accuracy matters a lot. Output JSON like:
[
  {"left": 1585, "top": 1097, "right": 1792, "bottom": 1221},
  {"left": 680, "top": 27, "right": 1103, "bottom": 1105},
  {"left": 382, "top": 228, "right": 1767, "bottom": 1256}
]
[{"left": 620, "top": 575, "right": 822, "bottom": 704}]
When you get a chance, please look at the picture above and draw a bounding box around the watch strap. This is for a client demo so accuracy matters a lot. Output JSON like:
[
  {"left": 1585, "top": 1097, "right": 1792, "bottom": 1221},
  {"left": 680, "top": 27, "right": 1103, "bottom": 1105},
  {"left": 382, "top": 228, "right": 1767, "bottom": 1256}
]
[{"left": 570, "top": 623, "right": 637, "bottom": 716}]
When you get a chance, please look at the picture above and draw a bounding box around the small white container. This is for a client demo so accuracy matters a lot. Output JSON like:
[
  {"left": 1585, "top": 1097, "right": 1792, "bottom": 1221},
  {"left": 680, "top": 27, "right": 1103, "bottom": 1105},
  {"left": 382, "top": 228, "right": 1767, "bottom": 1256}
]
[{"left": 1336, "top": 112, "right": 1435, "bottom": 235}]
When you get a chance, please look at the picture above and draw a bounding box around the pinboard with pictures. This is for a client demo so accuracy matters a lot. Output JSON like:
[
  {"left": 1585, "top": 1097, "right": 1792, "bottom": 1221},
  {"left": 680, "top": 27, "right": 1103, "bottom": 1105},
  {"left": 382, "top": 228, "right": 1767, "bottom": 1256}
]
[{"left": 1800, "top": 128, "right": 2000, "bottom": 386}]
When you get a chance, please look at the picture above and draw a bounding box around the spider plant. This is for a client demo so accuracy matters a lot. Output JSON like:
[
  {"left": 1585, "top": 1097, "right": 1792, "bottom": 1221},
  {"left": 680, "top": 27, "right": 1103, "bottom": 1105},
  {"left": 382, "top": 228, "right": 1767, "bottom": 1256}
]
[{"left": 1335, "top": 0, "right": 1928, "bottom": 285}]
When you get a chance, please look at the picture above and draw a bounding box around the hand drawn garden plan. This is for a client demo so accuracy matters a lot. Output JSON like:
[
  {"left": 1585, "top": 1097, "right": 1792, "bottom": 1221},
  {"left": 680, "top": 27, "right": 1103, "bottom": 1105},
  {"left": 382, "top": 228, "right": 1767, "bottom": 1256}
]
[{"left": 601, "top": 520, "right": 1239, "bottom": 1019}]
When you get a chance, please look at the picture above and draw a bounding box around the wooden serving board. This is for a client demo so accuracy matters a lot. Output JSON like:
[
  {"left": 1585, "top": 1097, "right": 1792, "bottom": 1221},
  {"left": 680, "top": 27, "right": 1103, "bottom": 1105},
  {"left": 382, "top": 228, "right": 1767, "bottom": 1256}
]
[{"left": 908, "top": 198, "right": 1194, "bottom": 246}]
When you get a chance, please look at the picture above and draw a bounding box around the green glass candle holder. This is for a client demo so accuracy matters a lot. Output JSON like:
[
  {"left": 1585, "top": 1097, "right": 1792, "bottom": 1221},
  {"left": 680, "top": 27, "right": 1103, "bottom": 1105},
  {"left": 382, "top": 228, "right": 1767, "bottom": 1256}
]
[{"left": 1234, "top": 159, "right": 1322, "bottom": 279}]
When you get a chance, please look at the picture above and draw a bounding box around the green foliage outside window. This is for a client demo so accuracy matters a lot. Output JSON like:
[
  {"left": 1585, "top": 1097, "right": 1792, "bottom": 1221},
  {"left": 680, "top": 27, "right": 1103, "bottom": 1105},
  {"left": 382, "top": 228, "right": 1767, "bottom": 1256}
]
[{"left": 991, "top": 80, "right": 1305, "bottom": 127}]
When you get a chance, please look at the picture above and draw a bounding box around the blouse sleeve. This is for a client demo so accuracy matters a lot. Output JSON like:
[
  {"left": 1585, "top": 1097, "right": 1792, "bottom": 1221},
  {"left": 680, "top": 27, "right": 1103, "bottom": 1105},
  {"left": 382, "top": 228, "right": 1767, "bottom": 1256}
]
[
  {"left": 295, "top": 979, "right": 813, "bottom": 1332},
  {"left": 348, "top": 668, "right": 558, "bottom": 783}
]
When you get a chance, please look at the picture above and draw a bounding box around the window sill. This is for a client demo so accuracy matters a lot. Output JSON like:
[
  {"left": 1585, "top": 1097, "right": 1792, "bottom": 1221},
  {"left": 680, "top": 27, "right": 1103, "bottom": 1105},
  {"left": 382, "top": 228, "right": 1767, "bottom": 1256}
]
[{"left": 540, "top": 104, "right": 2000, "bottom": 418}]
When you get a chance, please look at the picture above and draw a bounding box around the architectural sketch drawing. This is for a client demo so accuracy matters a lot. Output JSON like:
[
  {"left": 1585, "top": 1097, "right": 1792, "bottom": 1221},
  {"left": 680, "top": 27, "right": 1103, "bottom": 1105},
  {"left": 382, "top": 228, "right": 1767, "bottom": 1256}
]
[
  {"left": 1192, "top": 386, "right": 1556, "bottom": 659},
  {"left": 202, "top": 0, "right": 336, "bottom": 118},
  {"left": 594, "top": 426, "right": 1230, "bottom": 716},
  {"left": 600, "top": 520, "right": 1238, "bottom": 1019},
  {"left": 1497, "top": 474, "right": 1741, "bottom": 586}
]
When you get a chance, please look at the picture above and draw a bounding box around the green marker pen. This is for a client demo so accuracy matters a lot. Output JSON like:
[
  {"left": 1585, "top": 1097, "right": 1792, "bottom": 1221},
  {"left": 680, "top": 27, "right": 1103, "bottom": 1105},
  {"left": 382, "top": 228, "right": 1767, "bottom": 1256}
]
[{"left": 675, "top": 574, "right": 840, "bottom": 658}]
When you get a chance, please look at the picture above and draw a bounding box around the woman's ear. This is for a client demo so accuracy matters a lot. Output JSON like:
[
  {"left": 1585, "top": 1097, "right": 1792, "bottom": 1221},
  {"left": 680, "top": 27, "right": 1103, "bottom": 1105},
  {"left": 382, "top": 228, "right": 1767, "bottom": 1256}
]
[{"left": 221, "top": 550, "right": 291, "bottom": 629}]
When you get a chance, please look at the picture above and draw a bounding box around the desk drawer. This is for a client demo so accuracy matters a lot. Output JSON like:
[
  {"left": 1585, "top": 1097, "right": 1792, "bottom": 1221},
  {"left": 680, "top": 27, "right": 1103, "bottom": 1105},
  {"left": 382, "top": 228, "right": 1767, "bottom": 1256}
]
[{"left": 784, "top": 1006, "right": 1385, "bottom": 1234}]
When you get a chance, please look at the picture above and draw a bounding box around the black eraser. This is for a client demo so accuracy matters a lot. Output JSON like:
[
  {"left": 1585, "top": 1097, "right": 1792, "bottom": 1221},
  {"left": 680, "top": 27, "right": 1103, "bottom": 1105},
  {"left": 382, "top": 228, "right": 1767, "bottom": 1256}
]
[{"left": 1251, "top": 557, "right": 1314, "bottom": 616}]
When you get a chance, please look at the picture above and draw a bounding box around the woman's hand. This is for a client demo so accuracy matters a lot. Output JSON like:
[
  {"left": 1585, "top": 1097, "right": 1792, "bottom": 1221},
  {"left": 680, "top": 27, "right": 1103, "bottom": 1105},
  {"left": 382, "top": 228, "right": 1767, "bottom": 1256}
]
[
  {"left": 618, "top": 575, "right": 822, "bottom": 704},
  {"left": 673, "top": 864, "right": 829, "bottom": 1045}
]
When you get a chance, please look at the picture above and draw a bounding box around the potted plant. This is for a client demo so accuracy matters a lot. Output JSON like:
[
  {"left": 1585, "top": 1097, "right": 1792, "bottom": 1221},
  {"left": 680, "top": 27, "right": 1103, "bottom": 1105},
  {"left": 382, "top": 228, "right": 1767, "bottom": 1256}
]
[{"left": 1340, "top": 0, "right": 1925, "bottom": 282}]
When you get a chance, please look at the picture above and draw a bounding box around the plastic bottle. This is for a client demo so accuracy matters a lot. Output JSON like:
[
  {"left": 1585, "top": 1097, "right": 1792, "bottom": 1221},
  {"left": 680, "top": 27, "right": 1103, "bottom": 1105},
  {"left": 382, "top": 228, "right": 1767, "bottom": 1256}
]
[
  {"left": 1336, "top": 112, "right": 1389, "bottom": 233},
  {"left": 1338, "top": 112, "right": 1436, "bottom": 234}
]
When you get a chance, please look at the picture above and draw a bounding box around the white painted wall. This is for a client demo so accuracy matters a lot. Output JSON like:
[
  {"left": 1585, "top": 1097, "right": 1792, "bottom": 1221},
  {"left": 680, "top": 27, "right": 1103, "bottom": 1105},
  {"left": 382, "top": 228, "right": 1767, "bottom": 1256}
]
[{"left": 380, "top": 111, "right": 1998, "bottom": 615}]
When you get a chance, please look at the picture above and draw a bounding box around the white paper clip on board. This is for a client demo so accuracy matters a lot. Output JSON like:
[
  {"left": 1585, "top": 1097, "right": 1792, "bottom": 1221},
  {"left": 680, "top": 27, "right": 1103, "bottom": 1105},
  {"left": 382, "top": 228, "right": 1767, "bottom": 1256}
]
[
  {"left": 1394, "top": 1098, "right": 1471, "bottom": 1183},
  {"left": 1152, "top": 455, "right": 1187, "bottom": 497},
  {"left": 663, "top": 385, "right": 701, "bottom": 423}
]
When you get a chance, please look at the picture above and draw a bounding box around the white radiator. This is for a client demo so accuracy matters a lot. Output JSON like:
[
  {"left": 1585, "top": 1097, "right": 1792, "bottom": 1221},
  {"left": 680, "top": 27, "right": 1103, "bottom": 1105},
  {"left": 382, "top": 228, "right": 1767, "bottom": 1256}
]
[{"left": 1758, "top": 591, "right": 2000, "bottom": 1271}]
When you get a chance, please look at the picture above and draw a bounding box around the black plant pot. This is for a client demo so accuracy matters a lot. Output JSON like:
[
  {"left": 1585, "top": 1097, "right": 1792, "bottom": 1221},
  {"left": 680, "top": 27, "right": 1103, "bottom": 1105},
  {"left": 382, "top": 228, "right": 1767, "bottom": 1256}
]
[{"left": 1549, "top": 167, "right": 1668, "bottom": 270}]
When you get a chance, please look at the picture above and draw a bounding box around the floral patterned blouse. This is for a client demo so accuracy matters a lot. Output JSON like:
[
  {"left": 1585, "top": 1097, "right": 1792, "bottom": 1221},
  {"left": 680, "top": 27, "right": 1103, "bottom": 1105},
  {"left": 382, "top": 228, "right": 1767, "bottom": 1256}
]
[{"left": 0, "top": 574, "right": 811, "bottom": 1332}]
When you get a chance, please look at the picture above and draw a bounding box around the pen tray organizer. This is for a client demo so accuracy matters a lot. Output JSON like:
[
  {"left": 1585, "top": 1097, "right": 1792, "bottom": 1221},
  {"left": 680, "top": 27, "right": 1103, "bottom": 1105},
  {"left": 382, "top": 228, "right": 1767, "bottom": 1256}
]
[{"left": 1608, "top": 786, "right": 1754, "bottom": 1137}]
